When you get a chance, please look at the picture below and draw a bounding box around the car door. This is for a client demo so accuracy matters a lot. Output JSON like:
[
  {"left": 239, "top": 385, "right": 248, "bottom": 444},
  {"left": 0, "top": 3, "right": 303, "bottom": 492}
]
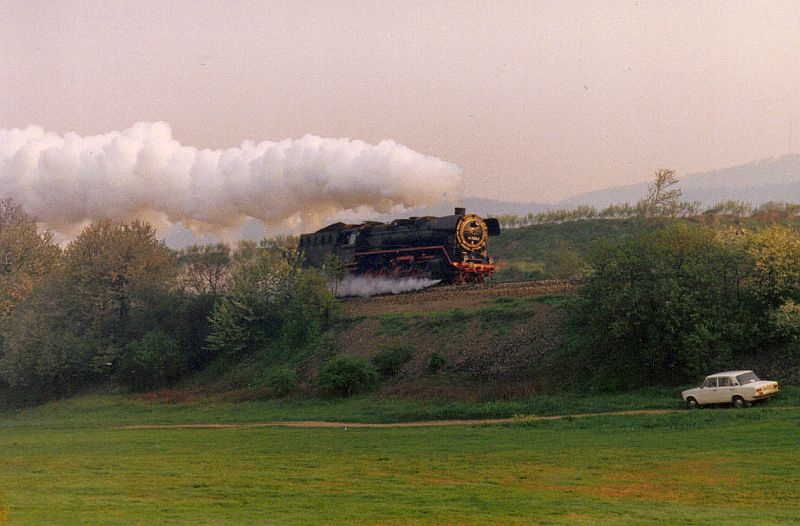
[
  {"left": 697, "top": 377, "right": 718, "bottom": 404},
  {"left": 716, "top": 376, "right": 735, "bottom": 404}
]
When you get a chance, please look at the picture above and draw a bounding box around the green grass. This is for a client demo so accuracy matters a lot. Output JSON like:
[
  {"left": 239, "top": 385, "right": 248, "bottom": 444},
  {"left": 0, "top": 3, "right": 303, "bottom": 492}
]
[
  {"left": 373, "top": 295, "right": 566, "bottom": 338},
  {"left": 1, "top": 392, "right": 799, "bottom": 524},
  {"left": 3, "top": 386, "right": 796, "bottom": 427}
]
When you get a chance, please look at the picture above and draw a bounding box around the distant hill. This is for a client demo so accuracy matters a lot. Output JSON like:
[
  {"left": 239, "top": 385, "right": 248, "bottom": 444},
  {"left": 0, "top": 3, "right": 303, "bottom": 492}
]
[
  {"left": 559, "top": 154, "right": 800, "bottom": 209},
  {"left": 428, "top": 198, "right": 554, "bottom": 218}
]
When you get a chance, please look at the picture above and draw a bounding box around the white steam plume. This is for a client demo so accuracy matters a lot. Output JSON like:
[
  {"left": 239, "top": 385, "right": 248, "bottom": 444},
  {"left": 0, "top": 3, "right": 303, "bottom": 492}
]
[
  {"left": 0, "top": 122, "right": 463, "bottom": 241},
  {"left": 336, "top": 276, "right": 441, "bottom": 297}
]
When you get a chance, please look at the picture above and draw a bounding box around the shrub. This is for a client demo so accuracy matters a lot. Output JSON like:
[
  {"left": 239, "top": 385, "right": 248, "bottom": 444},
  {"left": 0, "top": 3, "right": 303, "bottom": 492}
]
[
  {"left": 317, "top": 355, "right": 379, "bottom": 396},
  {"left": 372, "top": 344, "right": 416, "bottom": 377},
  {"left": 117, "top": 331, "right": 183, "bottom": 391},
  {"left": 428, "top": 352, "right": 446, "bottom": 374},
  {"left": 266, "top": 365, "right": 298, "bottom": 397}
]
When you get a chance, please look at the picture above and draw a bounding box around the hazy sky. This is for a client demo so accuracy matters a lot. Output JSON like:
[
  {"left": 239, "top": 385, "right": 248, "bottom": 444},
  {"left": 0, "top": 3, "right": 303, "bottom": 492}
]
[{"left": 2, "top": 0, "right": 799, "bottom": 205}]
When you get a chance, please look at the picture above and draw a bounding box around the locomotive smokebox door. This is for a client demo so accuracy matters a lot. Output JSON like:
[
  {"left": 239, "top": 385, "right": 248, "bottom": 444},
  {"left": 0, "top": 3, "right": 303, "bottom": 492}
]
[{"left": 456, "top": 214, "right": 489, "bottom": 250}]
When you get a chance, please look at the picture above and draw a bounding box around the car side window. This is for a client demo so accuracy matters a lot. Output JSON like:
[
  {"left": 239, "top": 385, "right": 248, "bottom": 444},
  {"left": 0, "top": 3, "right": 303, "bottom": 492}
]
[
  {"left": 718, "top": 377, "right": 732, "bottom": 387},
  {"left": 703, "top": 377, "right": 716, "bottom": 388}
]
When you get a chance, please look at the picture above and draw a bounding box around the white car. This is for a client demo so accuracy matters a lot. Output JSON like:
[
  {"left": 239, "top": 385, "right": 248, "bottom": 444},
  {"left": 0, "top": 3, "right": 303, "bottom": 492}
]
[{"left": 682, "top": 370, "right": 779, "bottom": 409}]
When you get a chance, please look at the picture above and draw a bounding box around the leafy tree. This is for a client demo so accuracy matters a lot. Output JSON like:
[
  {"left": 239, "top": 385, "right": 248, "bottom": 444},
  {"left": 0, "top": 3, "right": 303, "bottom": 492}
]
[
  {"left": 0, "top": 198, "right": 31, "bottom": 230},
  {"left": 116, "top": 330, "right": 183, "bottom": 391},
  {"left": 206, "top": 237, "right": 335, "bottom": 359},
  {"left": 0, "top": 277, "right": 115, "bottom": 399},
  {"left": 265, "top": 365, "right": 298, "bottom": 397},
  {"left": 319, "top": 252, "right": 346, "bottom": 295},
  {"left": 123, "top": 290, "right": 216, "bottom": 373},
  {"left": 0, "top": 219, "right": 177, "bottom": 398},
  {"left": 177, "top": 243, "right": 232, "bottom": 296},
  {"left": 753, "top": 201, "right": 800, "bottom": 221},
  {"left": 573, "top": 222, "right": 758, "bottom": 389},
  {"left": 62, "top": 220, "right": 175, "bottom": 323},
  {"left": 0, "top": 199, "right": 60, "bottom": 321},
  {"left": 545, "top": 239, "right": 590, "bottom": 280},
  {"left": 206, "top": 241, "right": 296, "bottom": 356},
  {"left": 743, "top": 225, "right": 800, "bottom": 306},
  {"left": 599, "top": 202, "right": 638, "bottom": 219},
  {"left": 704, "top": 200, "right": 753, "bottom": 219},
  {"left": 280, "top": 270, "right": 338, "bottom": 350}
]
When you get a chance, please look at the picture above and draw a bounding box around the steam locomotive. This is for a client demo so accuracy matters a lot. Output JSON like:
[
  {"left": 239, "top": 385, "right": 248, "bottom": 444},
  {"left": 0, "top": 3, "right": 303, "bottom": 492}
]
[{"left": 299, "top": 207, "right": 500, "bottom": 284}]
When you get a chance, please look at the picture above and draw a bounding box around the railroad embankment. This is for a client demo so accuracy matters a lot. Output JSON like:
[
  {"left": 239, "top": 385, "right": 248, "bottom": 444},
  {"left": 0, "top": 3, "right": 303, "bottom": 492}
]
[{"left": 323, "top": 280, "right": 577, "bottom": 400}]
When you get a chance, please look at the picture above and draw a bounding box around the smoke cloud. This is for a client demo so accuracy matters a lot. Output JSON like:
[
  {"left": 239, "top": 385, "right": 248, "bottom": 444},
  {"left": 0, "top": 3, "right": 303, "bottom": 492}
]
[
  {"left": 336, "top": 276, "right": 441, "bottom": 297},
  {"left": 0, "top": 122, "right": 463, "bottom": 241}
]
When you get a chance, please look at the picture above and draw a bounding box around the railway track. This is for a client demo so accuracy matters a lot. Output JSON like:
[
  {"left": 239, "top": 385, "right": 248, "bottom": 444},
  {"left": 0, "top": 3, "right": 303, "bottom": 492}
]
[{"left": 339, "top": 279, "right": 579, "bottom": 316}]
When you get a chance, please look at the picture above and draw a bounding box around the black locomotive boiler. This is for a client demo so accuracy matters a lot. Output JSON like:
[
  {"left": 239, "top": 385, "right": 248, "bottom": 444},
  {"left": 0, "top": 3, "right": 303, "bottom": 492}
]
[{"left": 299, "top": 207, "right": 500, "bottom": 284}]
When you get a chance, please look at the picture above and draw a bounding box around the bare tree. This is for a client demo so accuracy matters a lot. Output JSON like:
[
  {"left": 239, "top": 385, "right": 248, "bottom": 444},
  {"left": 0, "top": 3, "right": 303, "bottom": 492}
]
[
  {"left": 640, "top": 168, "right": 682, "bottom": 218},
  {"left": 0, "top": 197, "right": 30, "bottom": 232},
  {"left": 177, "top": 243, "right": 232, "bottom": 296}
]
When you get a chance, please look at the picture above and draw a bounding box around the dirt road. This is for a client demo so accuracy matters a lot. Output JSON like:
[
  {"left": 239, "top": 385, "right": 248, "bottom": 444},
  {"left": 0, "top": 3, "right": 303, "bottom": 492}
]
[{"left": 120, "top": 409, "right": 677, "bottom": 430}]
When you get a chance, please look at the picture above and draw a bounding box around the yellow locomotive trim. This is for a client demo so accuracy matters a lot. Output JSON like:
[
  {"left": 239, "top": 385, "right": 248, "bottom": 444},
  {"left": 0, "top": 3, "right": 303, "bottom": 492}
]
[{"left": 456, "top": 214, "right": 489, "bottom": 251}]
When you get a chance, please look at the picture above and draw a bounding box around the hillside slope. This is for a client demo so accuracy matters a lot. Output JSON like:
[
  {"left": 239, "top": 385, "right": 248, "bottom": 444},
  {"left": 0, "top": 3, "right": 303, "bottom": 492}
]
[{"left": 325, "top": 281, "right": 576, "bottom": 400}]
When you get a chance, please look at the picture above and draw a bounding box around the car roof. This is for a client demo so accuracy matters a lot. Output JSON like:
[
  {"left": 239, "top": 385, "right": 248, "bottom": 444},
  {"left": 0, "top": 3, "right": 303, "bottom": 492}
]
[{"left": 706, "top": 370, "right": 753, "bottom": 378}]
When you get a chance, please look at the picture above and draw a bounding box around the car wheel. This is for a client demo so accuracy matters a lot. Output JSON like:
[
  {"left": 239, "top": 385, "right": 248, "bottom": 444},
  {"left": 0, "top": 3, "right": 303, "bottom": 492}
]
[
  {"left": 686, "top": 397, "right": 699, "bottom": 409},
  {"left": 732, "top": 396, "right": 747, "bottom": 409}
]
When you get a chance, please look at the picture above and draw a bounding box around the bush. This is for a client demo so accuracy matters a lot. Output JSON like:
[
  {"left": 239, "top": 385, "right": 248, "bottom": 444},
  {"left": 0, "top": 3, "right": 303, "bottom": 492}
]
[
  {"left": 428, "top": 352, "right": 446, "bottom": 374},
  {"left": 117, "top": 331, "right": 184, "bottom": 391},
  {"left": 317, "top": 355, "right": 379, "bottom": 396},
  {"left": 266, "top": 365, "right": 298, "bottom": 397},
  {"left": 372, "top": 344, "right": 416, "bottom": 377}
]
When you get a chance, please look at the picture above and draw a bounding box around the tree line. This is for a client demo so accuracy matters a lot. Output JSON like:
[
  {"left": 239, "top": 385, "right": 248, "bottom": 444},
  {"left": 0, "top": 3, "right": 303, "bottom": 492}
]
[
  {"left": 566, "top": 219, "right": 800, "bottom": 389},
  {"left": 0, "top": 198, "right": 337, "bottom": 403},
  {"left": 3, "top": 165, "right": 800, "bottom": 402},
  {"left": 495, "top": 169, "right": 800, "bottom": 229}
]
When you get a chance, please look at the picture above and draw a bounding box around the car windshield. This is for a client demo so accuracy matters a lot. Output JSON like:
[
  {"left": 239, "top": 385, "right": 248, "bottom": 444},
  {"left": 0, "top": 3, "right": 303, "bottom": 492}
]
[{"left": 736, "top": 372, "right": 760, "bottom": 384}]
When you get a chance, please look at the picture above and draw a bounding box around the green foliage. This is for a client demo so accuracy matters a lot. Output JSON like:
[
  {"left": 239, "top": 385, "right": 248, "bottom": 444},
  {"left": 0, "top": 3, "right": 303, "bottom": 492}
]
[
  {"left": 771, "top": 299, "right": 800, "bottom": 340},
  {"left": 316, "top": 354, "right": 379, "bottom": 396},
  {"left": 427, "top": 351, "right": 446, "bottom": 374},
  {"left": 0, "top": 223, "right": 60, "bottom": 317},
  {"left": 176, "top": 243, "right": 231, "bottom": 296},
  {"left": 319, "top": 253, "right": 346, "bottom": 295},
  {"left": 544, "top": 239, "right": 590, "bottom": 279},
  {"left": 0, "top": 199, "right": 60, "bottom": 322},
  {"left": 123, "top": 292, "right": 217, "bottom": 373},
  {"left": 117, "top": 331, "right": 183, "bottom": 391},
  {"left": 265, "top": 365, "right": 298, "bottom": 397},
  {"left": 376, "top": 313, "right": 412, "bottom": 337},
  {"left": 372, "top": 344, "right": 416, "bottom": 377},
  {"left": 280, "top": 271, "right": 338, "bottom": 350},
  {"left": 490, "top": 218, "right": 647, "bottom": 282},
  {"left": 206, "top": 241, "right": 298, "bottom": 356},
  {"left": 63, "top": 219, "right": 176, "bottom": 321},
  {"left": 206, "top": 237, "right": 338, "bottom": 363},
  {"left": 744, "top": 224, "right": 800, "bottom": 305},
  {"left": 0, "top": 276, "right": 109, "bottom": 398},
  {"left": 573, "top": 222, "right": 762, "bottom": 389},
  {"left": 5, "top": 395, "right": 800, "bottom": 524},
  {"left": 0, "top": 219, "right": 181, "bottom": 400}
]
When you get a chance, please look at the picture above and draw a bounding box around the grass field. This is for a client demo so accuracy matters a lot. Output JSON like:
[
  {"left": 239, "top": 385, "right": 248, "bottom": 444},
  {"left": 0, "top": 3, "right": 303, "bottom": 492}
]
[{"left": 2, "top": 392, "right": 799, "bottom": 525}]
